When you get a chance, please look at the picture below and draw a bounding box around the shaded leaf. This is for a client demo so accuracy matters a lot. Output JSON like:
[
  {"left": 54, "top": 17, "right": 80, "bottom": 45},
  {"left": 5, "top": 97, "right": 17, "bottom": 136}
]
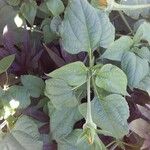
[
  {"left": 0, "top": 54, "right": 15, "bottom": 74},
  {"left": 46, "top": 0, "right": 64, "bottom": 16},
  {"left": 129, "top": 118, "right": 150, "bottom": 140},
  {"left": 137, "top": 74, "right": 150, "bottom": 96},
  {"left": 0, "top": 116, "right": 43, "bottom": 150},
  {"left": 21, "top": 75, "right": 45, "bottom": 98},
  {"left": 5, "top": 85, "right": 31, "bottom": 109},
  {"left": 24, "top": 107, "right": 49, "bottom": 123},
  {"left": 43, "top": 44, "right": 66, "bottom": 67},
  {"left": 41, "top": 18, "right": 57, "bottom": 43},
  {"left": 0, "top": 4, "right": 17, "bottom": 42},
  {"left": 20, "top": 0, "right": 37, "bottom": 25},
  {"left": 6, "top": 0, "right": 20, "bottom": 6},
  {"left": 50, "top": 106, "right": 82, "bottom": 140}
]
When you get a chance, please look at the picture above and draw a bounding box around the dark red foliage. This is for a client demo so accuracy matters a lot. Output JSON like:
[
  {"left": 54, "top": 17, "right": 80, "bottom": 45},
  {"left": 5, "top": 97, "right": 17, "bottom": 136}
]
[
  {"left": 42, "top": 42, "right": 86, "bottom": 73},
  {"left": 1, "top": 27, "right": 44, "bottom": 76},
  {"left": 39, "top": 123, "right": 50, "bottom": 134},
  {"left": 23, "top": 107, "right": 49, "bottom": 123},
  {"left": 126, "top": 89, "right": 150, "bottom": 122},
  {"left": 43, "top": 142, "right": 57, "bottom": 150}
]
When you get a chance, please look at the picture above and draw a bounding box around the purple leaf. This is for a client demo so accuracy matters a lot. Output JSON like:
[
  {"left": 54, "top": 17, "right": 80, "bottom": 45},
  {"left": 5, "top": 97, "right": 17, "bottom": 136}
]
[
  {"left": 24, "top": 107, "right": 49, "bottom": 123},
  {"left": 2, "top": 26, "right": 16, "bottom": 53},
  {"left": 39, "top": 123, "right": 49, "bottom": 134},
  {"left": 43, "top": 44, "right": 66, "bottom": 67},
  {"left": 43, "top": 142, "right": 57, "bottom": 150}
]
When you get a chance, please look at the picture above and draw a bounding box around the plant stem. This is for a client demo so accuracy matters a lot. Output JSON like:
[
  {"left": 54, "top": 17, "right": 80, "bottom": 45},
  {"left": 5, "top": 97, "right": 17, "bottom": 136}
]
[
  {"left": 85, "top": 50, "right": 95, "bottom": 125},
  {"left": 86, "top": 72, "right": 93, "bottom": 124},
  {"left": 118, "top": 11, "right": 133, "bottom": 34},
  {"left": 113, "top": 3, "right": 150, "bottom": 10}
]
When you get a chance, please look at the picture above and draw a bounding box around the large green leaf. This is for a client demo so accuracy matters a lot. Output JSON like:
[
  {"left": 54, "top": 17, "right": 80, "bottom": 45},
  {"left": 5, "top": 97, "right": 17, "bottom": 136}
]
[
  {"left": 0, "top": 54, "right": 15, "bottom": 74},
  {"left": 21, "top": 75, "right": 45, "bottom": 98},
  {"left": 20, "top": 0, "right": 37, "bottom": 25},
  {"left": 60, "top": 0, "right": 114, "bottom": 54},
  {"left": 79, "top": 95, "right": 129, "bottom": 139},
  {"left": 47, "top": 61, "right": 88, "bottom": 87},
  {"left": 46, "top": 0, "right": 64, "bottom": 16},
  {"left": 50, "top": 106, "right": 82, "bottom": 141},
  {"left": 102, "top": 36, "right": 133, "bottom": 61},
  {"left": 121, "top": 52, "right": 149, "bottom": 87},
  {"left": 0, "top": 116, "right": 43, "bottom": 150},
  {"left": 95, "top": 64, "right": 127, "bottom": 95},
  {"left": 45, "top": 78, "right": 78, "bottom": 109}
]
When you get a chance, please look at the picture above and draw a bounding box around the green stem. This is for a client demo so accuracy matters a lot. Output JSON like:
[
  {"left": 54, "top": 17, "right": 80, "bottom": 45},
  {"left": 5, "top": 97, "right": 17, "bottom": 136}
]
[
  {"left": 85, "top": 50, "right": 94, "bottom": 125},
  {"left": 113, "top": 3, "right": 150, "bottom": 10},
  {"left": 92, "top": 77, "right": 102, "bottom": 100},
  {"left": 86, "top": 72, "right": 93, "bottom": 124}
]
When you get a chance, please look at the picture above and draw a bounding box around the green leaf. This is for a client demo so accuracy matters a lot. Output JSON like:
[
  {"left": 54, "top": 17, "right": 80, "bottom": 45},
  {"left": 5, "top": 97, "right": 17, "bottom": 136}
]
[
  {"left": 21, "top": 75, "right": 45, "bottom": 98},
  {"left": 98, "top": 12, "right": 115, "bottom": 49},
  {"left": 0, "top": 4, "right": 17, "bottom": 42},
  {"left": 41, "top": 18, "right": 57, "bottom": 43},
  {"left": 50, "top": 106, "right": 82, "bottom": 140},
  {"left": 134, "top": 47, "right": 150, "bottom": 63},
  {"left": 0, "top": 87, "right": 4, "bottom": 97},
  {"left": 20, "top": 0, "right": 37, "bottom": 25},
  {"left": 120, "top": 0, "right": 150, "bottom": 19},
  {"left": 45, "top": 78, "right": 78, "bottom": 109},
  {"left": 58, "top": 129, "right": 106, "bottom": 150},
  {"left": 137, "top": 74, "right": 150, "bottom": 96},
  {"left": 6, "top": 0, "right": 20, "bottom": 6},
  {"left": 0, "top": 54, "right": 15, "bottom": 74},
  {"left": 47, "top": 100, "right": 55, "bottom": 115},
  {"left": 60, "top": 0, "right": 114, "bottom": 54},
  {"left": 5, "top": 86, "right": 31, "bottom": 109},
  {"left": 79, "top": 95, "right": 129, "bottom": 139},
  {"left": 95, "top": 64, "right": 127, "bottom": 95},
  {"left": 121, "top": 52, "right": 149, "bottom": 87},
  {"left": 47, "top": 61, "right": 88, "bottom": 87},
  {"left": 50, "top": 16, "right": 62, "bottom": 34},
  {"left": 38, "top": 2, "right": 51, "bottom": 15},
  {"left": 0, "top": 116, "right": 43, "bottom": 150},
  {"left": 75, "top": 84, "right": 87, "bottom": 101},
  {"left": 46, "top": 0, "right": 64, "bottom": 16},
  {"left": 134, "top": 22, "right": 150, "bottom": 44},
  {"left": 102, "top": 36, "right": 133, "bottom": 61}
]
